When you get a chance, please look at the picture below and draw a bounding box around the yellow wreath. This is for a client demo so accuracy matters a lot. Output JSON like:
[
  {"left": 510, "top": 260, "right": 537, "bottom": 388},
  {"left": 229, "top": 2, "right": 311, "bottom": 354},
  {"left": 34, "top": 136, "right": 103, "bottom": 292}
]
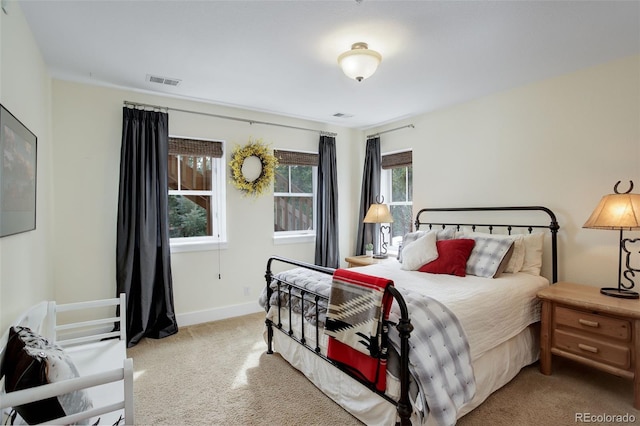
[{"left": 229, "top": 138, "right": 278, "bottom": 197}]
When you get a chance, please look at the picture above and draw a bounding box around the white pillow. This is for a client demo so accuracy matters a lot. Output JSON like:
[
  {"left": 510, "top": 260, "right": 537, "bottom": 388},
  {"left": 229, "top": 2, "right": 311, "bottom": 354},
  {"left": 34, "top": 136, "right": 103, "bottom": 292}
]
[
  {"left": 462, "top": 230, "right": 525, "bottom": 273},
  {"left": 520, "top": 232, "right": 544, "bottom": 275},
  {"left": 398, "top": 228, "right": 455, "bottom": 263},
  {"left": 400, "top": 231, "right": 438, "bottom": 271}
]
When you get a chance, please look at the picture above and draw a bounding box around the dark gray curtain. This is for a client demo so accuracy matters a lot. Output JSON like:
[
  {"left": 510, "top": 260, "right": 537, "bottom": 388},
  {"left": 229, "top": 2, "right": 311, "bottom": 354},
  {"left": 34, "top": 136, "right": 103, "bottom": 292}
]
[
  {"left": 355, "top": 137, "right": 381, "bottom": 255},
  {"left": 314, "top": 135, "right": 340, "bottom": 268},
  {"left": 116, "top": 107, "right": 178, "bottom": 347}
]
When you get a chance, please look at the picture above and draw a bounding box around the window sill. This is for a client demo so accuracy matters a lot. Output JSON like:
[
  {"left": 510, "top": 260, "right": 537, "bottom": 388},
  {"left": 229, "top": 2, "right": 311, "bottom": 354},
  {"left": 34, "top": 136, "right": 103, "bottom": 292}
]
[
  {"left": 273, "top": 233, "right": 315, "bottom": 245},
  {"left": 170, "top": 239, "right": 228, "bottom": 253}
]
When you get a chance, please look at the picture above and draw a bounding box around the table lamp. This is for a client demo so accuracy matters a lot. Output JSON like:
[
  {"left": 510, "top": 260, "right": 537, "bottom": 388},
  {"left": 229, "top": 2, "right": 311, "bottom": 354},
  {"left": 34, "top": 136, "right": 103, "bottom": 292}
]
[
  {"left": 583, "top": 180, "right": 640, "bottom": 299},
  {"left": 363, "top": 196, "right": 394, "bottom": 259}
]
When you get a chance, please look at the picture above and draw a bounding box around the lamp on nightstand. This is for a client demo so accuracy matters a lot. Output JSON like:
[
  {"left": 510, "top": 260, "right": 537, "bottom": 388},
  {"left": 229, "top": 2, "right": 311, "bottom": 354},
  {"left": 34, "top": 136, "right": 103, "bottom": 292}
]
[
  {"left": 363, "top": 196, "right": 394, "bottom": 259},
  {"left": 583, "top": 180, "right": 640, "bottom": 299}
]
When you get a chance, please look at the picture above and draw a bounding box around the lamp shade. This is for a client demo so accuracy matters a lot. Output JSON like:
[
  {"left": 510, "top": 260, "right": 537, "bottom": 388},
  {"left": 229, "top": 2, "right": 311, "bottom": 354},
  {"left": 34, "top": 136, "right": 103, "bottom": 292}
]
[
  {"left": 338, "top": 42, "right": 382, "bottom": 82},
  {"left": 583, "top": 193, "right": 640, "bottom": 230},
  {"left": 363, "top": 203, "right": 394, "bottom": 224}
]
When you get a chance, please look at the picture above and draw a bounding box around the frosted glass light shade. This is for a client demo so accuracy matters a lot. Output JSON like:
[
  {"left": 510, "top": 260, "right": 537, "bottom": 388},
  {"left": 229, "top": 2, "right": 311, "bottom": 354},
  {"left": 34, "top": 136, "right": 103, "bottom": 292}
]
[
  {"left": 363, "top": 203, "right": 394, "bottom": 224},
  {"left": 338, "top": 42, "right": 382, "bottom": 82},
  {"left": 583, "top": 193, "right": 640, "bottom": 230}
]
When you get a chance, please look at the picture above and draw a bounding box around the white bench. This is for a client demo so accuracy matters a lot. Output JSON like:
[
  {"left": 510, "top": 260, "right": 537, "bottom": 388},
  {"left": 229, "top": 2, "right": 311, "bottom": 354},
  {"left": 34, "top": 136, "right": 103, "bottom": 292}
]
[{"left": 0, "top": 294, "right": 134, "bottom": 425}]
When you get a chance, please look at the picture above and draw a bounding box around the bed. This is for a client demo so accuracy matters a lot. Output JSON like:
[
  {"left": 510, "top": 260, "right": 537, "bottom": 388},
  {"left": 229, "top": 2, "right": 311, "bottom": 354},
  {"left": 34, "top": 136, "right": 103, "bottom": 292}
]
[{"left": 261, "top": 206, "right": 560, "bottom": 426}]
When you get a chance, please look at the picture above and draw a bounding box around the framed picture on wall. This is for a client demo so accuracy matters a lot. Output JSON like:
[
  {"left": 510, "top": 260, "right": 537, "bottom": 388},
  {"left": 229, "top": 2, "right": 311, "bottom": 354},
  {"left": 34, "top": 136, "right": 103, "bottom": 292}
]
[{"left": 1, "top": 104, "right": 37, "bottom": 237}]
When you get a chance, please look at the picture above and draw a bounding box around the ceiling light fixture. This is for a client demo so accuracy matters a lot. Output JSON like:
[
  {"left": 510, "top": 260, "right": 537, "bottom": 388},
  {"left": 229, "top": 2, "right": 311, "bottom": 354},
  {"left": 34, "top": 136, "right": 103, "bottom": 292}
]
[{"left": 338, "top": 42, "right": 382, "bottom": 82}]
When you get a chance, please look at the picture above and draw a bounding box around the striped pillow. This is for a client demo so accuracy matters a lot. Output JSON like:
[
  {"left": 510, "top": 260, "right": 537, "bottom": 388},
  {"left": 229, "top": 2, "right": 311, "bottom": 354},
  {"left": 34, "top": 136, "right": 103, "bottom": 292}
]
[{"left": 465, "top": 237, "right": 514, "bottom": 278}]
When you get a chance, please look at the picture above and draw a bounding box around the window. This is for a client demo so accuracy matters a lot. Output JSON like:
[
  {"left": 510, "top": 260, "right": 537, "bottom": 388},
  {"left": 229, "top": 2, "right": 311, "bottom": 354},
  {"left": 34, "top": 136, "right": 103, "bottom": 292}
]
[
  {"left": 381, "top": 150, "right": 413, "bottom": 252},
  {"left": 168, "top": 137, "right": 226, "bottom": 250},
  {"left": 273, "top": 150, "right": 317, "bottom": 238}
]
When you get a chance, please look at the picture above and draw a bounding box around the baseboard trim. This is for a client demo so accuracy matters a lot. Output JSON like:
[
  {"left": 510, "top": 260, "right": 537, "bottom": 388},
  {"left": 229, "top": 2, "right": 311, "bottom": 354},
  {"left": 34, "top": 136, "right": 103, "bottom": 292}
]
[{"left": 176, "top": 302, "right": 263, "bottom": 327}]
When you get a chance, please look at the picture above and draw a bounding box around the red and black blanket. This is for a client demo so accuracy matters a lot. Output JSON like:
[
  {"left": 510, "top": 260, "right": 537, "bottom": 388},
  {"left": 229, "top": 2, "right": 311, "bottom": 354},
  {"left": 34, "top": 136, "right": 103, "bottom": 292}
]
[{"left": 324, "top": 268, "right": 394, "bottom": 391}]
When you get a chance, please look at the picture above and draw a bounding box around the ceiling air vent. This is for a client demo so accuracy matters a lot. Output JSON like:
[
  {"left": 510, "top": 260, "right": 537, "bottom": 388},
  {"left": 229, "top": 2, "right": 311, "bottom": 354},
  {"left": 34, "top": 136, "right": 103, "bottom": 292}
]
[
  {"left": 146, "top": 74, "right": 181, "bottom": 87},
  {"left": 333, "top": 113, "right": 354, "bottom": 118}
]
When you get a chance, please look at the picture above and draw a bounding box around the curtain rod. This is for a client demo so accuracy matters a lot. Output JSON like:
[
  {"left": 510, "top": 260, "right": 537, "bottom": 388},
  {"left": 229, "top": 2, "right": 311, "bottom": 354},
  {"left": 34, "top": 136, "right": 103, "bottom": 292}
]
[
  {"left": 123, "top": 101, "right": 337, "bottom": 137},
  {"left": 367, "top": 124, "right": 415, "bottom": 139}
]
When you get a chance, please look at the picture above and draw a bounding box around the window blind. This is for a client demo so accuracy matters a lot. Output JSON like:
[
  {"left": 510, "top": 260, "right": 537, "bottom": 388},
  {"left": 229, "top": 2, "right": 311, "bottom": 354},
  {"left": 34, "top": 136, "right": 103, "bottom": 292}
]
[
  {"left": 381, "top": 150, "right": 412, "bottom": 169},
  {"left": 274, "top": 149, "right": 318, "bottom": 166},
  {"left": 169, "top": 137, "right": 223, "bottom": 158}
]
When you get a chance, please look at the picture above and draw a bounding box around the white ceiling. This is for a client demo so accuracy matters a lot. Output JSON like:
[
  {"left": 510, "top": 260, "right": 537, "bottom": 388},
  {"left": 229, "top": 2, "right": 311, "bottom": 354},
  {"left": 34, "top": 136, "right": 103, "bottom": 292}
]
[{"left": 16, "top": 0, "right": 640, "bottom": 129}]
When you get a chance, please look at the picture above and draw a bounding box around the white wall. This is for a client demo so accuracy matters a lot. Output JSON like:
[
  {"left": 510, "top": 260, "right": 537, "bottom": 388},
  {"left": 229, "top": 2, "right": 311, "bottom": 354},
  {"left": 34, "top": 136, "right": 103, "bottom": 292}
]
[
  {"left": 50, "top": 81, "right": 361, "bottom": 325},
  {"left": 372, "top": 55, "right": 640, "bottom": 287},
  {"left": 0, "top": 2, "right": 54, "bottom": 332}
]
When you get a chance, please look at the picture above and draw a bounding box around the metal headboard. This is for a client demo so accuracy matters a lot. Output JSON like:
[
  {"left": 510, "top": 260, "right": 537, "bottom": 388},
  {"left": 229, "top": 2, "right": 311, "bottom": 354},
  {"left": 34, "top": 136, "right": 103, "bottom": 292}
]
[{"left": 414, "top": 206, "right": 560, "bottom": 283}]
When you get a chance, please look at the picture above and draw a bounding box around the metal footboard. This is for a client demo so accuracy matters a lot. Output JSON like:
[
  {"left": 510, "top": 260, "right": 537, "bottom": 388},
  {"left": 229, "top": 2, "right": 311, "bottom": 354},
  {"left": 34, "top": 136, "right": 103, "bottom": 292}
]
[{"left": 264, "top": 255, "right": 413, "bottom": 426}]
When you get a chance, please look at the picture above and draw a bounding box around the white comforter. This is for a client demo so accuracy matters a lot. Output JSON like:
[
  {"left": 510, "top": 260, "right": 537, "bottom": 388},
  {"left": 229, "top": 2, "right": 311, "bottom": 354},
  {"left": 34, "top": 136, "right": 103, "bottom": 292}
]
[{"left": 350, "top": 262, "right": 549, "bottom": 360}]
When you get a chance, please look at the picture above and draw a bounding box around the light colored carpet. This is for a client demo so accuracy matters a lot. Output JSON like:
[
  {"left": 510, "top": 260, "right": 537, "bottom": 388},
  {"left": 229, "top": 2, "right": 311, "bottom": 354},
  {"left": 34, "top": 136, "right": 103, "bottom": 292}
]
[{"left": 128, "top": 312, "right": 638, "bottom": 426}]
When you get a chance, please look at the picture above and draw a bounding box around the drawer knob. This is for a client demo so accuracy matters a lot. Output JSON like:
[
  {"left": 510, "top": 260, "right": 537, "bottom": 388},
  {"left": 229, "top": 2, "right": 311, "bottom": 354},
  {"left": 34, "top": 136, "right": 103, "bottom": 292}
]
[
  {"left": 578, "top": 343, "right": 599, "bottom": 354},
  {"left": 578, "top": 319, "right": 599, "bottom": 328}
]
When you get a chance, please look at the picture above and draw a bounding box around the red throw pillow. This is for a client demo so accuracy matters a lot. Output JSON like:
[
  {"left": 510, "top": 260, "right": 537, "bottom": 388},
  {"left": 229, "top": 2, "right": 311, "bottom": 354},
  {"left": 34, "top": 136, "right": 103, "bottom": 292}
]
[{"left": 418, "top": 239, "right": 475, "bottom": 277}]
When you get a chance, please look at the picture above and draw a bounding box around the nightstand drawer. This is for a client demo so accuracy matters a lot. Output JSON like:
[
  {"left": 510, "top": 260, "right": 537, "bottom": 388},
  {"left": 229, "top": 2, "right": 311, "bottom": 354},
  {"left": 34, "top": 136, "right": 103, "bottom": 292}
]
[
  {"left": 554, "top": 329, "right": 631, "bottom": 370},
  {"left": 539, "top": 281, "right": 640, "bottom": 409},
  {"left": 555, "top": 306, "right": 631, "bottom": 341}
]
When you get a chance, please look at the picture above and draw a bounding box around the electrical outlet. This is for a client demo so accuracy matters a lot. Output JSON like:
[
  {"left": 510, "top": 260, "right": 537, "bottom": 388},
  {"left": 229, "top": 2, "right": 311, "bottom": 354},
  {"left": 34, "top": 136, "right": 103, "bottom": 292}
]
[{"left": 243, "top": 287, "right": 250, "bottom": 297}]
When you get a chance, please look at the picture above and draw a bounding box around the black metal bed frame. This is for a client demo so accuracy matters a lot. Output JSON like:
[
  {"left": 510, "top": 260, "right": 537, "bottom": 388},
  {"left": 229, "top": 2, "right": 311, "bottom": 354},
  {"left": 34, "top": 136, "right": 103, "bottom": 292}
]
[{"left": 264, "top": 206, "right": 559, "bottom": 426}]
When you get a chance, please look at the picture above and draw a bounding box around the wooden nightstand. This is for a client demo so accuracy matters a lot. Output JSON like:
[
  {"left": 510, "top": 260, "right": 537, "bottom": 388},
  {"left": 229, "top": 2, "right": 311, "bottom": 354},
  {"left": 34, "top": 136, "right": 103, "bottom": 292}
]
[
  {"left": 538, "top": 282, "right": 640, "bottom": 409},
  {"left": 344, "top": 255, "right": 392, "bottom": 268}
]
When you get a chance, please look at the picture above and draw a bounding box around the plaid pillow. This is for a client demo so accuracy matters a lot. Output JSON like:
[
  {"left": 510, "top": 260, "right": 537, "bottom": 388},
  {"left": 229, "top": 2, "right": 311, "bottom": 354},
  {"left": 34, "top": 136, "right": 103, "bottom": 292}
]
[{"left": 466, "top": 237, "right": 514, "bottom": 278}]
